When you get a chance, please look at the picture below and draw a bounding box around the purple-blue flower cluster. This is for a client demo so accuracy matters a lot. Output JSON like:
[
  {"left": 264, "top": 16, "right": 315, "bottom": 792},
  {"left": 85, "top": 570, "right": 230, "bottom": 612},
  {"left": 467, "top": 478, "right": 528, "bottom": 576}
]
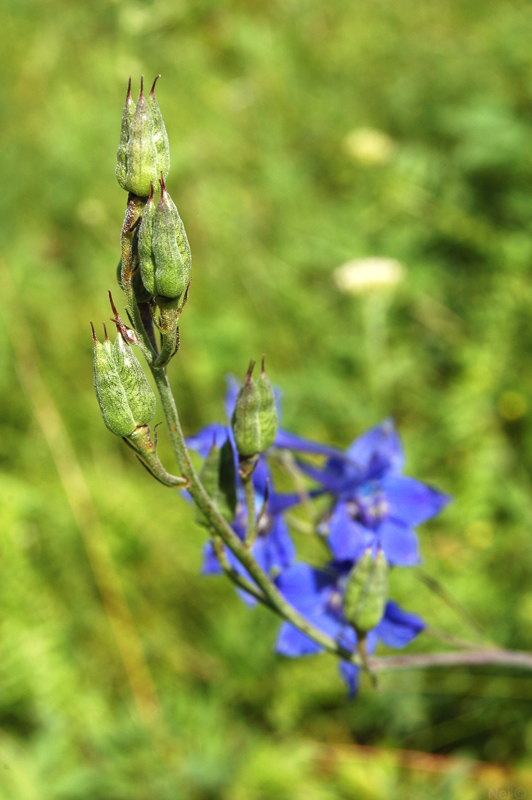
[{"left": 187, "top": 382, "right": 450, "bottom": 695}]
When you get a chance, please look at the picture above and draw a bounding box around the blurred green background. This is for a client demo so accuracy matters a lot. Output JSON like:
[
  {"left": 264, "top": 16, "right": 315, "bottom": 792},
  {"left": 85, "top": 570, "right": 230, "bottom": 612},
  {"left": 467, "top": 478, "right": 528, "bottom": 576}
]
[{"left": 2, "top": 0, "right": 532, "bottom": 796}]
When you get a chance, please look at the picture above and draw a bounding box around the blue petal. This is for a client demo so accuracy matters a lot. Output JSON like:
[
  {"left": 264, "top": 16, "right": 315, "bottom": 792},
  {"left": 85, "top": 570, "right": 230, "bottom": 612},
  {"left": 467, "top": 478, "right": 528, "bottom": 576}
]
[
  {"left": 252, "top": 515, "right": 295, "bottom": 573},
  {"left": 224, "top": 375, "right": 240, "bottom": 421},
  {"left": 379, "top": 519, "right": 421, "bottom": 566},
  {"left": 382, "top": 475, "right": 451, "bottom": 527},
  {"left": 376, "top": 601, "right": 426, "bottom": 648},
  {"left": 275, "top": 430, "right": 344, "bottom": 458},
  {"left": 275, "top": 563, "right": 334, "bottom": 613},
  {"left": 201, "top": 541, "right": 224, "bottom": 575},
  {"left": 339, "top": 661, "right": 360, "bottom": 698},
  {"left": 347, "top": 419, "right": 404, "bottom": 479},
  {"left": 328, "top": 502, "right": 374, "bottom": 562},
  {"left": 187, "top": 424, "right": 228, "bottom": 458},
  {"left": 276, "top": 622, "right": 324, "bottom": 657},
  {"left": 296, "top": 459, "right": 354, "bottom": 493}
]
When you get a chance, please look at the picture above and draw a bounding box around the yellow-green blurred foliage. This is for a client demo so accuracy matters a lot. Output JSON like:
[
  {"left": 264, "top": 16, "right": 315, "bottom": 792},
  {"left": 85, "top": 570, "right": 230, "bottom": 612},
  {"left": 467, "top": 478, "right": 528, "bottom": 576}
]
[{"left": 1, "top": 0, "right": 532, "bottom": 796}]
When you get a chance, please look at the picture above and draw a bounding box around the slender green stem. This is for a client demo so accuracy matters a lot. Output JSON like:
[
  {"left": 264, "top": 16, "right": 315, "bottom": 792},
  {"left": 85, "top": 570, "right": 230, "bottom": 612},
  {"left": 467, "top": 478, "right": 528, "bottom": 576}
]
[
  {"left": 210, "top": 535, "right": 274, "bottom": 608},
  {"left": 242, "top": 474, "right": 257, "bottom": 546}
]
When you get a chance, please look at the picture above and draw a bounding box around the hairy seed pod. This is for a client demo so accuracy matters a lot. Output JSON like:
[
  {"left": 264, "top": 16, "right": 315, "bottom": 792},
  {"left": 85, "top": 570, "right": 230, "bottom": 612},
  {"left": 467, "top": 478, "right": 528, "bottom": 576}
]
[
  {"left": 92, "top": 325, "right": 156, "bottom": 437},
  {"left": 344, "top": 549, "right": 389, "bottom": 636},
  {"left": 232, "top": 361, "right": 262, "bottom": 457},
  {"left": 92, "top": 326, "right": 137, "bottom": 437},
  {"left": 151, "top": 176, "right": 191, "bottom": 299},
  {"left": 116, "top": 77, "right": 170, "bottom": 197},
  {"left": 256, "top": 357, "right": 278, "bottom": 451},
  {"left": 137, "top": 185, "right": 157, "bottom": 295},
  {"left": 147, "top": 76, "right": 170, "bottom": 179},
  {"left": 116, "top": 78, "right": 136, "bottom": 190},
  {"left": 112, "top": 334, "right": 156, "bottom": 426}
]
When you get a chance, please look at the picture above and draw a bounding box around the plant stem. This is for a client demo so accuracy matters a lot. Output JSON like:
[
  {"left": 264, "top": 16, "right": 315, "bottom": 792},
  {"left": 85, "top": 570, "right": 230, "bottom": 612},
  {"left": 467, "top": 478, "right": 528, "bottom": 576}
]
[
  {"left": 371, "top": 648, "right": 532, "bottom": 673},
  {"left": 242, "top": 474, "right": 257, "bottom": 546}
]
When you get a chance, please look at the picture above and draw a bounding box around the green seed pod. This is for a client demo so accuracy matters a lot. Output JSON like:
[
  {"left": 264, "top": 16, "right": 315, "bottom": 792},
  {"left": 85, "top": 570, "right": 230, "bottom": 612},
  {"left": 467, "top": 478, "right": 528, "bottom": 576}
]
[
  {"left": 257, "top": 356, "right": 278, "bottom": 451},
  {"left": 137, "top": 186, "right": 157, "bottom": 295},
  {"left": 147, "top": 76, "right": 170, "bottom": 180},
  {"left": 92, "top": 324, "right": 137, "bottom": 437},
  {"left": 343, "top": 548, "right": 373, "bottom": 623},
  {"left": 151, "top": 176, "right": 191, "bottom": 299},
  {"left": 116, "top": 78, "right": 136, "bottom": 190},
  {"left": 344, "top": 549, "right": 389, "bottom": 636},
  {"left": 232, "top": 361, "right": 262, "bottom": 457},
  {"left": 116, "top": 77, "right": 171, "bottom": 197},
  {"left": 125, "top": 78, "right": 158, "bottom": 197},
  {"left": 196, "top": 436, "right": 237, "bottom": 527},
  {"left": 112, "top": 333, "right": 156, "bottom": 426}
]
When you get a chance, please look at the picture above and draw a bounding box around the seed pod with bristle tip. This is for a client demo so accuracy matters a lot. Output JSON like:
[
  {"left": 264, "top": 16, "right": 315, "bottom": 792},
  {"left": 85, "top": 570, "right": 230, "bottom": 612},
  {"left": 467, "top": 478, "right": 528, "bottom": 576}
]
[
  {"left": 116, "top": 78, "right": 136, "bottom": 190},
  {"left": 196, "top": 436, "right": 237, "bottom": 527},
  {"left": 257, "top": 357, "right": 278, "bottom": 451},
  {"left": 231, "top": 361, "right": 262, "bottom": 457},
  {"left": 344, "top": 549, "right": 389, "bottom": 636},
  {"left": 343, "top": 548, "right": 373, "bottom": 623},
  {"left": 151, "top": 175, "right": 191, "bottom": 299},
  {"left": 92, "top": 324, "right": 137, "bottom": 437},
  {"left": 137, "top": 184, "right": 157, "bottom": 295},
  {"left": 112, "top": 333, "right": 156, "bottom": 426},
  {"left": 147, "top": 75, "right": 170, "bottom": 179},
  {"left": 125, "top": 77, "right": 158, "bottom": 197}
]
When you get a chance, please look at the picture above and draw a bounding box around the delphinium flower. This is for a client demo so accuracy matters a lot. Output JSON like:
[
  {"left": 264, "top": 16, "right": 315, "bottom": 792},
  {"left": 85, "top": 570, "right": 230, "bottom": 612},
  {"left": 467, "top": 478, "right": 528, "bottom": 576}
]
[
  {"left": 275, "top": 559, "right": 425, "bottom": 696},
  {"left": 299, "top": 419, "right": 450, "bottom": 566}
]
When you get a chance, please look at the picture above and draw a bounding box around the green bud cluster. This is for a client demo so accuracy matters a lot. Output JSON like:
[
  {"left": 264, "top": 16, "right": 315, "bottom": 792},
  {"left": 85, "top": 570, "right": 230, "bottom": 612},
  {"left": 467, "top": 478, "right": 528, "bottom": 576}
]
[
  {"left": 138, "top": 176, "right": 191, "bottom": 302},
  {"left": 343, "top": 548, "right": 389, "bottom": 636},
  {"left": 116, "top": 76, "right": 170, "bottom": 197},
  {"left": 196, "top": 437, "right": 237, "bottom": 527},
  {"left": 231, "top": 358, "right": 279, "bottom": 458},
  {"left": 92, "top": 323, "right": 156, "bottom": 437}
]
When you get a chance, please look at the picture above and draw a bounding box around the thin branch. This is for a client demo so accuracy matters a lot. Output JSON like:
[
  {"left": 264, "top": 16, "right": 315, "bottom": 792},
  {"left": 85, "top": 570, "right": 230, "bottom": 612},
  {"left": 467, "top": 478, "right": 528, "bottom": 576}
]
[{"left": 371, "top": 648, "right": 532, "bottom": 673}]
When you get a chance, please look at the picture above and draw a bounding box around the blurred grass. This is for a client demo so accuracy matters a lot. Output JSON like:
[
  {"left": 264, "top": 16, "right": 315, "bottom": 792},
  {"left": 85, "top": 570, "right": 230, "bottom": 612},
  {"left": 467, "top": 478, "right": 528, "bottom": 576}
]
[{"left": 2, "top": 0, "right": 532, "bottom": 796}]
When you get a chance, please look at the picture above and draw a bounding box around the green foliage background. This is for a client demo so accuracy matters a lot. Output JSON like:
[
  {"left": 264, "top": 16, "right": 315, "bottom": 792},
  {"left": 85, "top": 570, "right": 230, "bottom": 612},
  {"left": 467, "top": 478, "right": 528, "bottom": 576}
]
[{"left": 2, "top": 0, "right": 532, "bottom": 796}]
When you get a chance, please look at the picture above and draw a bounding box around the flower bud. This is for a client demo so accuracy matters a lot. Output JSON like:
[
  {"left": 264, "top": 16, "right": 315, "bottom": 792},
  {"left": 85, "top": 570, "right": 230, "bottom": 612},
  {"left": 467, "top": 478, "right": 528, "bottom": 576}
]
[
  {"left": 116, "top": 258, "right": 152, "bottom": 303},
  {"left": 196, "top": 436, "right": 237, "bottom": 527},
  {"left": 115, "top": 77, "right": 170, "bottom": 197},
  {"left": 343, "top": 548, "right": 388, "bottom": 636},
  {"left": 92, "top": 324, "right": 156, "bottom": 437}
]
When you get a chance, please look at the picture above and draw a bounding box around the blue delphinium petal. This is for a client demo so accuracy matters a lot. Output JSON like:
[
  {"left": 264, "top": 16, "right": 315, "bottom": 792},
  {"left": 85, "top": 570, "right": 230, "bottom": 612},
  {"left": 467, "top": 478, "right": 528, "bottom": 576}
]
[
  {"left": 277, "top": 621, "right": 324, "bottom": 656},
  {"left": 201, "top": 541, "right": 223, "bottom": 575},
  {"left": 339, "top": 661, "right": 360, "bottom": 699},
  {"left": 328, "top": 502, "right": 374, "bottom": 562},
  {"left": 379, "top": 519, "right": 421, "bottom": 566},
  {"left": 382, "top": 475, "right": 451, "bottom": 528},
  {"left": 346, "top": 418, "right": 404, "bottom": 479},
  {"left": 274, "top": 430, "right": 344, "bottom": 459},
  {"left": 376, "top": 601, "right": 426, "bottom": 647},
  {"left": 187, "top": 423, "right": 229, "bottom": 458}
]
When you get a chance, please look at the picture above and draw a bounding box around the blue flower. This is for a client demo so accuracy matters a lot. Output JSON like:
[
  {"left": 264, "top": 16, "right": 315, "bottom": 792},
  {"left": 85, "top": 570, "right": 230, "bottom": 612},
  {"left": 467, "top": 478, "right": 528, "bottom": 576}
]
[
  {"left": 299, "top": 419, "right": 450, "bottom": 566},
  {"left": 275, "top": 560, "right": 425, "bottom": 696}
]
